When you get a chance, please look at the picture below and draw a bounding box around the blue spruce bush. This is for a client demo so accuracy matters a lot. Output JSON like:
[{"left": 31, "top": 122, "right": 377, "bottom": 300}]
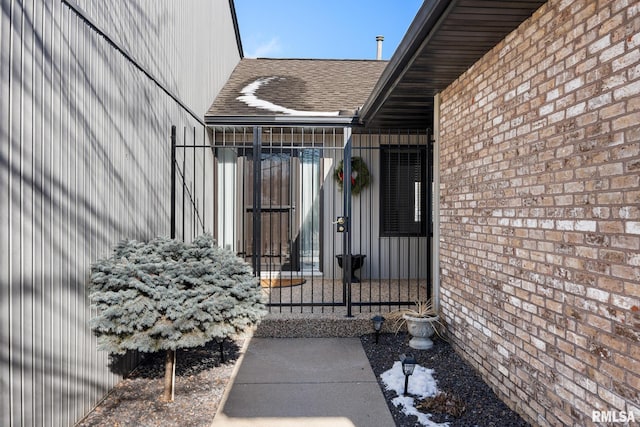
[{"left": 89, "top": 234, "right": 266, "bottom": 355}]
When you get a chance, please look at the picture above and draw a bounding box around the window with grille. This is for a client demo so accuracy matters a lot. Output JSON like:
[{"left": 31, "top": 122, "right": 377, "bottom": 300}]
[{"left": 380, "top": 146, "right": 427, "bottom": 236}]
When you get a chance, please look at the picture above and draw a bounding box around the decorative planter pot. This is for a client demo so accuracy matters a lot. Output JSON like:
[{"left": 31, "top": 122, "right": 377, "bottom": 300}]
[
  {"left": 403, "top": 314, "right": 438, "bottom": 350},
  {"left": 335, "top": 254, "right": 366, "bottom": 282}
]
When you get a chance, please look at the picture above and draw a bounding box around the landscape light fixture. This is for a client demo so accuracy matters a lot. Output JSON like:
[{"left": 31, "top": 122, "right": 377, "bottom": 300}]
[
  {"left": 400, "top": 353, "right": 417, "bottom": 396},
  {"left": 216, "top": 337, "right": 225, "bottom": 363},
  {"left": 371, "top": 315, "right": 385, "bottom": 344}
]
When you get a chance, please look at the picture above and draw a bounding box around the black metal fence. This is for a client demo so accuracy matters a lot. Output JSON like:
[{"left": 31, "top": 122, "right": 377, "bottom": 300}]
[
  {"left": 170, "top": 125, "right": 212, "bottom": 241},
  {"left": 172, "top": 125, "right": 433, "bottom": 314}
]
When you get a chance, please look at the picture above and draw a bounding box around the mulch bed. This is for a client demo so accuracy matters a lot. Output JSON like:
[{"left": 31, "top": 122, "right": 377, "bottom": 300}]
[
  {"left": 76, "top": 339, "right": 242, "bottom": 427},
  {"left": 361, "top": 332, "right": 530, "bottom": 427}
]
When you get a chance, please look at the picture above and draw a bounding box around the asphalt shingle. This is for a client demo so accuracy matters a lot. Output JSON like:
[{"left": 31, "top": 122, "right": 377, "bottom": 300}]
[{"left": 206, "top": 58, "right": 388, "bottom": 118}]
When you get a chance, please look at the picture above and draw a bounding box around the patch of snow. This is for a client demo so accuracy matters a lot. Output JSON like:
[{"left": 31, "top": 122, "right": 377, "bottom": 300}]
[
  {"left": 236, "top": 76, "right": 340, "bottom": 116},
  {"left": 381, "top": 361, "right": 449, "bottom": 427}
]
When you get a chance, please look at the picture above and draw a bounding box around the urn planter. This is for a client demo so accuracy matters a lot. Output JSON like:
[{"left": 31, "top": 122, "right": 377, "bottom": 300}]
[{"left": 403, "top": 314, "right": 439, "bottom": 350}]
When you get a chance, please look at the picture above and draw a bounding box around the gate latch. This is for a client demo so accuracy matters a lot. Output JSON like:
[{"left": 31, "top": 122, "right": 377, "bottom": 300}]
[{"left": 333, "top": 216, "right": 347, "bottom": 233}]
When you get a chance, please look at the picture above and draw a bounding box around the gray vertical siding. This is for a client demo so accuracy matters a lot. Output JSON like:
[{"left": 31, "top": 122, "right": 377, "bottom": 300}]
[
  {"left": 333, "top": 132, "right": 430, "bottom": 280},
  {"left": 0, "top": 1, "right": 240, "bottom": 425}
]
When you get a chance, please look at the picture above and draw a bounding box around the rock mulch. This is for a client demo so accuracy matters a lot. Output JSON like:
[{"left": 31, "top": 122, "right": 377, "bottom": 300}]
[
  {"left": 361, "top": 332, "right": 530, "bottom": 427},
  {"left": 76, "top": 339, "right": 242, "bottom": 427}
]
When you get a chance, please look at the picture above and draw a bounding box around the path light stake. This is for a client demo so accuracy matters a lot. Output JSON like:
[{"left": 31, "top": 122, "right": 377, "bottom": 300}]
[
  {"left": 372, "top": 315, "right": 385, "bottom": 344},
  {"left": 216, "top": 338, "right": 225, "bottom": 363},
  {"left": 400, "top": 353, "right": 416, "bottom": 396}
]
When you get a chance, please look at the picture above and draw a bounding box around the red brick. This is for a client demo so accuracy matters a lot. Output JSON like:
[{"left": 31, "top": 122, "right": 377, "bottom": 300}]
[{"left": 438, "top": 0, "right": 639, "bottom": 424}]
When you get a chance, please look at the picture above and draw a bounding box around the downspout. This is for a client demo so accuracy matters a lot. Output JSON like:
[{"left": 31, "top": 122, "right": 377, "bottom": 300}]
[{"left": 432, "top": 93, "right": 441, "bottom": 310}]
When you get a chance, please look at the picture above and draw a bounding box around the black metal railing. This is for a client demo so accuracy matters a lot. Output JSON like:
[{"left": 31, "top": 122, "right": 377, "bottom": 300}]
[{"left": 172, "top": 125, "right": 433, "bottom": 314}]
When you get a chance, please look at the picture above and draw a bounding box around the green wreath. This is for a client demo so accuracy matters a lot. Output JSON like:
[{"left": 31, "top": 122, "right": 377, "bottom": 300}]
[{"left": 334, "top": 156, "right": 371, "bottom": 195}]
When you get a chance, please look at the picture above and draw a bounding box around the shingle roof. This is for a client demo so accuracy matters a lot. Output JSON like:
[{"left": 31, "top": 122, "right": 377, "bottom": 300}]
[{"left": 206, "top": 58, "right": 388, "bottom": 122}]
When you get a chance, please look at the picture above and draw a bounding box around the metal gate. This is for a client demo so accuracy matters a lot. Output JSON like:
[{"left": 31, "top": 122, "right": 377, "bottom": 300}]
[{"left": 172, "top": 125, "right": 433, "bottom": 315}]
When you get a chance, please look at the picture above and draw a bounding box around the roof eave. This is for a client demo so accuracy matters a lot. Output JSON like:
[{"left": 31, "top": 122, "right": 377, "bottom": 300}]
[
  {"left": 358, "top": 0, "right": 454, "bottom": 126},
  {"left": 229, "top": 0, "right": 244, "bottom": 58},
  {"left": 205, "top": 115, "right": 361, "bottom": 127}
]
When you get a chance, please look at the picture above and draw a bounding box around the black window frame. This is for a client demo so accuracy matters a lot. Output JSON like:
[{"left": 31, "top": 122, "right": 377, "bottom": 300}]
[{"left": 379, "top": 145, "right": 428, "bottom": 237}]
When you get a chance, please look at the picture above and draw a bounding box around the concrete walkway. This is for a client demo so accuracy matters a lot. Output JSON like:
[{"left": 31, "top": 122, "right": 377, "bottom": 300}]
[{"left": 211, "top": 338, "right": 396, "bottom": 427}]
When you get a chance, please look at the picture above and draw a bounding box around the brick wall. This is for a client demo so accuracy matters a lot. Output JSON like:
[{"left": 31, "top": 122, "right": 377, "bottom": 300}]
[{"left": 438, "top": 0, "right": 639, "bottom": 425}]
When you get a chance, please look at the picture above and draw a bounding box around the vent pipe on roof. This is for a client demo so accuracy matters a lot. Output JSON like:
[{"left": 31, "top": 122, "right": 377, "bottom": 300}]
[{"left": 376, "top": 35, "right": 384, "bottom": 60}]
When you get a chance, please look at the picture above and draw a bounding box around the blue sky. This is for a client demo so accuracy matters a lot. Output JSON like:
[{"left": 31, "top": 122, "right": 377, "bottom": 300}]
[{"left": 234, "top": 1, "right": 424, "bottom": 60}]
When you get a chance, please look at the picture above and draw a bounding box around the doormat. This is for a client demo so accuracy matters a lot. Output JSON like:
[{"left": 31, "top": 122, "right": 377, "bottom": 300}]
[{"left": 260, "top": 278, "right": 307, "bottom": 288}]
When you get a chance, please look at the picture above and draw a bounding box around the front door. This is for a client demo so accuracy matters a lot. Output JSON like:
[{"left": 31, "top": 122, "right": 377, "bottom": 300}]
[
  {"left": 241, "top": 147, "right": 323, "bottom": 274},
  {"left": 243, "top": 151, "right": 299, "bottom": 272}
]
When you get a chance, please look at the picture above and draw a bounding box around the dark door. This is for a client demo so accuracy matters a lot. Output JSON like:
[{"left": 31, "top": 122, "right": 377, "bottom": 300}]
[{"left": 243, "top": 151, "right": 300, "bottom": 271}]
